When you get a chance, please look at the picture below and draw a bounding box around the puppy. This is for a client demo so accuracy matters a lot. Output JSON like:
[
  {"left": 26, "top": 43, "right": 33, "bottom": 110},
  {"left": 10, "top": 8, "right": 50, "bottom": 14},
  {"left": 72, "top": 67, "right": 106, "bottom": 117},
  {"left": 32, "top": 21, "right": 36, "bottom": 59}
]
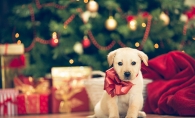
[{"left": 91, "top": 47, "right": 148, "bottom": 118}]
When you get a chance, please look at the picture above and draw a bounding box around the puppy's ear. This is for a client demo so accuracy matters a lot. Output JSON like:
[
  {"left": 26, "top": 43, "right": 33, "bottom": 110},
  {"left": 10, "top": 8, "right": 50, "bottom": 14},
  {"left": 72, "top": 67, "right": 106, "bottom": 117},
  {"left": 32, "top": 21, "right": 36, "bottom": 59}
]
[
  {"left": 137, "top": 50, "right": 148, "bottom": 66},
  {"left": 107, "top": 50, "right": 117, "bottom": 67}
]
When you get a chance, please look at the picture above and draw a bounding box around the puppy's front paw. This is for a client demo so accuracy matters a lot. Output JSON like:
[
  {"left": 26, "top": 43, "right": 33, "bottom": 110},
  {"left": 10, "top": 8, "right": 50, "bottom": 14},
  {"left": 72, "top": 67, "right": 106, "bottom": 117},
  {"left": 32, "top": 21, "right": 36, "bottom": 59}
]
[
  {"left": 125, "top": 116, "right": 136, "bottom": 118},
  {"left": 138, "top": 111, "right": 146, "bottom": 118},
  {"left": 125, "top": 111, "right": 146, "bottom": 118}
]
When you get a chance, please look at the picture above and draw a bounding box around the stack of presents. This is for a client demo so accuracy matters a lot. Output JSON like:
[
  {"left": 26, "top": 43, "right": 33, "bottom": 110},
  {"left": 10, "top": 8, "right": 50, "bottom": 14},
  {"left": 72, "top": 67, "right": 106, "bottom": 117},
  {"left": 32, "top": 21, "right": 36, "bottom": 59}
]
[{"left": 0, "top": 43, "right": 93, "bottom": 116}]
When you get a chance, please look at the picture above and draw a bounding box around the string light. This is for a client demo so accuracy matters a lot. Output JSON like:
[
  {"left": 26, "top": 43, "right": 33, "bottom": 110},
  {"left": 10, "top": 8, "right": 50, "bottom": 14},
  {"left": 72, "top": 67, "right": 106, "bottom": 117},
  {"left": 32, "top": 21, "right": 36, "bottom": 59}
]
[
  {"left": 84, "top": 0, "right": 88, "bottom": 3},
  {"left": 17, "top": 40, "right": 21, "bottom": 44},
  {"left": 52, "top": 32, "right": 57, "bottom": 39},
  {"left": 154, "top": 43, "right": 159, "bottom": 49},
  {"left": 138, "top": 15, "right": 152, "bottom": 50},
  {"left": 15, "top": 33, "right": 19, "bottom": 38},
  {"left": 13, "top": 0, "right": 152, "bottom": 52},
  {"left": 182, "top": 50, "right": 185, "bottom": 52},
  {"left": 13, "top": 0, "right": 187, "bottom": 52},
  {"left": 135, "top": 42, "right": 140, "bottom": 47},
  {"left": 193, "top": 37, "right": 195, "bottom": 40},
  {"left": 117, "top": 40, "right": 126, "bottom": 47},
  {"left": 142, "top": 23, "right": 146, "bottom": 27},
  {"left": 69, "top": 59, "right": 74, "bottom": 64},
  {"left": 29, "top": 77, "right": 33, "bottom": 82}
]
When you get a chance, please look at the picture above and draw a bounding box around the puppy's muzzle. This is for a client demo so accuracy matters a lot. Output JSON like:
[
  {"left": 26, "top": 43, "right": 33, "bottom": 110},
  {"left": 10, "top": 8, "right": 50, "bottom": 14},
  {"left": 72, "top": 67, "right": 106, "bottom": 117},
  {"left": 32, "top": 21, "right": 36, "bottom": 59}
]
[{"left": 124, "top": 71, "right": 131, "bottom": 79}]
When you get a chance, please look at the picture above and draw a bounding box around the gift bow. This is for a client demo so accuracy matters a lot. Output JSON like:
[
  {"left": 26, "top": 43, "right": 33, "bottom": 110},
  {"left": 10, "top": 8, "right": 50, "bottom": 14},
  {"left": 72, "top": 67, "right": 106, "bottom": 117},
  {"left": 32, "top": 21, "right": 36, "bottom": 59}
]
[
  {"left": 55, "top": 81, "right": 84, "bottom": 113},
  {"left": 185, "top": 6, "right": 195, "bottom": 20},
  {"left": 104, "top": 67, "right": 134, "bottom": 97},
  {"left": 14, "top": 77, "right": 50, "bottom": 94},
  {"left": 0, "top": 98, "right": 16, "bottom": 116}
]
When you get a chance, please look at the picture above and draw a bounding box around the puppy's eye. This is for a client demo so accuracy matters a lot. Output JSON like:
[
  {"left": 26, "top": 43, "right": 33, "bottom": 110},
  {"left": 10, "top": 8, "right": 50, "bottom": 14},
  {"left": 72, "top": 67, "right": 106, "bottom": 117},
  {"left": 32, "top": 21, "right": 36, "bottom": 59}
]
[
  {"left": 118, "top": 62, "right": 123, "bottom": 66},
  {"left": 131, "top": 61, "right": 136, "bottom": 65}
]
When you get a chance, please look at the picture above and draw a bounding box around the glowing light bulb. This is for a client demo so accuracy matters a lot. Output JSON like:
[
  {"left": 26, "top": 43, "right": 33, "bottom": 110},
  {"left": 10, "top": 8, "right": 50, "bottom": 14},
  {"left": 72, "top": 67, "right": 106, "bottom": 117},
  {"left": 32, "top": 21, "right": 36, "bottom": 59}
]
[
  {"left": 52, "top": 32, "right": 57, "bottom": 39},
  {"left": 142, "top": 23, "right": 146, "bottom": 27},
  {"left": 84, "top": 0, "right": 88, "bottom": 3},
  {"left": 154, "top": 43, "right": 159, "bottom": 49},
  {"left": 135, "top": 42, "right": 140, "bottom": 47},
  {"left": 15, "top": 33, "right": 19, "bottom": 38},
  {"left": 17, "top": 40, "right": 21, "bottom": 44},
  {"left": 69, "top": 59, "right": 74, "bottom": 64}
]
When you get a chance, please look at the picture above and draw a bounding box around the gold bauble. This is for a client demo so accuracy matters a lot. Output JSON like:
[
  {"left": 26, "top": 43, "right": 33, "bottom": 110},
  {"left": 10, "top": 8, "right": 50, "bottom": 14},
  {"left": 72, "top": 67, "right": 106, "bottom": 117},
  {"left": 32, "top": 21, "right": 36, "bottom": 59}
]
[
  {"left": 105, "top": 16, "right": 117, "bottom": 31},
  {"left": 159, "top": 12, "right": 170, "bottom": 25},
  {"left": 86, "top": 0, "right": 99, "bottom": 12},
  {"left": 128, "top": 19, "right": 137, "bottom": 31},
  {"left": 180, "top": 14, "right": 188, "bottom": 22}
]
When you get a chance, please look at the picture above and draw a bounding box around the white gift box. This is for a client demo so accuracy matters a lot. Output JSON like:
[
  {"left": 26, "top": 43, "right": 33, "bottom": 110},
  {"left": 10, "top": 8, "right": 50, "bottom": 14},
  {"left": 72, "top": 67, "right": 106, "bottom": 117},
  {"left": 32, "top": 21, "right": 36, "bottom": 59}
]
[
  {"left": 0, "top": 89, "right": 19, "bottom": 116},
  {"left": 0, "top": 43, "right": 24, "bottom": 55}
]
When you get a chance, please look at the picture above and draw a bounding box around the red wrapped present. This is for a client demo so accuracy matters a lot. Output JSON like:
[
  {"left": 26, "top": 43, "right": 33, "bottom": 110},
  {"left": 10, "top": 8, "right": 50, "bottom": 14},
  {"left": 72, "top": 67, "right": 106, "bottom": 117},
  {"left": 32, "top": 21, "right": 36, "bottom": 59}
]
[
  {"left": 17, "top": 94, "right": 49, "bottom": 115},
  {"left": 0, "top": 89, "right": 19, "bottom": 116},
  {"left": 14, "top": 77, "right": 51, "bottom": 115},
  {"left": 51, "top": 66, "right": 92, "bottom": 113},
  {"left": 0, "top": 43, "right": 25, "bottom": 88}
]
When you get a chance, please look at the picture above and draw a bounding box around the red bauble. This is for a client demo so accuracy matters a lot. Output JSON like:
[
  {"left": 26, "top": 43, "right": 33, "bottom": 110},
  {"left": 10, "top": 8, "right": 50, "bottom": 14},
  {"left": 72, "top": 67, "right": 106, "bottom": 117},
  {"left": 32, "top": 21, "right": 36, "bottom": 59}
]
[
  {"left": 126, "top": 15, "right": 134, "bottom": 22},
  {"left": 82, "top": 37, "right": 90, "bottom": 48},
  {"left": 50, "top": 38, "right": 59, "bottom": 47}
]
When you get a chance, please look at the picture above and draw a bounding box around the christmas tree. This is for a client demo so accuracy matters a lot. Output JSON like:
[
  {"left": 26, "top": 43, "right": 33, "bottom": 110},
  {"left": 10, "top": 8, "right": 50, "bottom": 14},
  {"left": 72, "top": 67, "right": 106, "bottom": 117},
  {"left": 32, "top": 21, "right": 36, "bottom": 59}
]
[{"left": 1, "top": 0, "right": 195, "bottom": 78}]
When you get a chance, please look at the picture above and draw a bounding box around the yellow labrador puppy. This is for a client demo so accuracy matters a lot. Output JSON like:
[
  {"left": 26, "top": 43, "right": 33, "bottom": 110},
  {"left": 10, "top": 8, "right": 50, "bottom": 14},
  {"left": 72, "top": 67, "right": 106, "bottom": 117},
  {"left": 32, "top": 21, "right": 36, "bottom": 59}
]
[{"left": 91, "top": 47, "right": 148, "bottom": 118}]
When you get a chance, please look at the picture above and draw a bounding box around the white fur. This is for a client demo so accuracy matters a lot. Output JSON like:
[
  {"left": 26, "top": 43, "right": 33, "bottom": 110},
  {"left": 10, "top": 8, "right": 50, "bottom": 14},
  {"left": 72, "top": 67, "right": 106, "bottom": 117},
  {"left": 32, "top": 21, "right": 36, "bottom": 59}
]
[{"left": 89, "top": 47, "right": 148, "bottom": 118}]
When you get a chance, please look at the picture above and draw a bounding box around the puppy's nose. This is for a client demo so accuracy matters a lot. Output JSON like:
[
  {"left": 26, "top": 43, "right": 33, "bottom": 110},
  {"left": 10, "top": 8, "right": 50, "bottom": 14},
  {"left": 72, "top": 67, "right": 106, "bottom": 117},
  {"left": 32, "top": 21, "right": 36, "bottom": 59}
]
[{"left": 124, "top": 71, "right": 131, "bottom": 77}]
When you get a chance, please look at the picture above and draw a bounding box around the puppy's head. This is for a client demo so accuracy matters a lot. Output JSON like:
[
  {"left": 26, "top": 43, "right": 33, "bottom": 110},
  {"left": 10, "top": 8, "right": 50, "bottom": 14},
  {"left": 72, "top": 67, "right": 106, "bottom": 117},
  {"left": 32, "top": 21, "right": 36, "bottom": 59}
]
[{"left": 107, "top": 47, "right": 148, "bottom": 81}]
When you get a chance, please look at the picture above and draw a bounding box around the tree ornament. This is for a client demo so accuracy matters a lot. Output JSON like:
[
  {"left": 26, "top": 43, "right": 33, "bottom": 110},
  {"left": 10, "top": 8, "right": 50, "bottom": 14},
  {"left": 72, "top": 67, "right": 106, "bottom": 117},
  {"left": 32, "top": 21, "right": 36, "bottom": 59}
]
[
  {"left": 128, "top": 19, "right": 137, "bottom": 31},
  {"left": 180, "top": 14, "right": 188, "bottom": 22},
  {"left": 159, "top": 12, "right": 170, "bottom": 25},
  {"left": 80, "top": 11, "right": 91, "bottom": 23},
  {"left": 126, "top": 15, "right": 137, "bottom": 31},
  {"left": 82, "top": 36, "right": 91, "bottom": 48},
  {"left": 50, "top": 32, "right": 59, "bottom": 47},
  {"left": 86, "top": 0, "right": 99, "bottom": 12},
  {"left": 141, "top": 12, "right": 150, "bottom": 18},
  {"left": 105, "top": 16, "right": 117, "bottom": 31},
  {"left": 80, "top": 11, "right": 97, "bottom": 23},
  {"left": 73, "top": 42, "right": 83, "bottom": 54}
]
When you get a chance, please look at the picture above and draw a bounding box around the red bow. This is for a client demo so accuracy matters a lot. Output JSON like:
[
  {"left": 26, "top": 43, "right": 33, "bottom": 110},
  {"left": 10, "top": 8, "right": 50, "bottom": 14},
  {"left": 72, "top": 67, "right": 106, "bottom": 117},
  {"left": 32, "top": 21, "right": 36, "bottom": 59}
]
[
  {"left": 9, "top": 54, "right": 26, "bottom": 68},
  {"left": 104, "top": 67, "right": 134, "bottom": 97},
  {"left": 0, "top": 98, "right": 16, "bottom": 115},
  {"left": 186, "top": 6, "right": 195, "bottom": 20}
]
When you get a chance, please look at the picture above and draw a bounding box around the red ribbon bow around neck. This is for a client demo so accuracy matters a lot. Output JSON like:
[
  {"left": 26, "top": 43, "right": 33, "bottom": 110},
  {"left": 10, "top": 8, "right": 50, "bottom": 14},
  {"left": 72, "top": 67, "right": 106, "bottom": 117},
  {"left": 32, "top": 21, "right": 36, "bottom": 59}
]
[{"left": 104, "top": 67, "right": 134, "bottom": 97}]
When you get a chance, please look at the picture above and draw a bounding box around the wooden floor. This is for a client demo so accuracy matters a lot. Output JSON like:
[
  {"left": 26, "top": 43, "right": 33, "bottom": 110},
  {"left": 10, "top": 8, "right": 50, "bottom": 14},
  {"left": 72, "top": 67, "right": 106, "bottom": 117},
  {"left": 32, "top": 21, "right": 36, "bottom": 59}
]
[{"left": 4, "top": 112, "right": 195, "bottom": 118}]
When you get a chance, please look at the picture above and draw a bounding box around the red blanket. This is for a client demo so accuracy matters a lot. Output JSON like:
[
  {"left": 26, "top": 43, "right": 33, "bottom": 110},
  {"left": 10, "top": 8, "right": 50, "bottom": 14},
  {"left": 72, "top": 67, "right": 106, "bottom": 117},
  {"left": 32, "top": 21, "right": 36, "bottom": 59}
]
[{"left": 141, "top": 51, "right": 195, "bottom": 116}]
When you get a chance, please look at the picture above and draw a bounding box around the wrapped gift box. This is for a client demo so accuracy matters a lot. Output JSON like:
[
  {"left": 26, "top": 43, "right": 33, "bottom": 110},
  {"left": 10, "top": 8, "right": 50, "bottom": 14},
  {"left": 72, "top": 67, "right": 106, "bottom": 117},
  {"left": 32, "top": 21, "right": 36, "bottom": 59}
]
[
  {"left": 0, "top": 44, "right": 24, "bottom": 55},
  {"left": 17, "top": 94, "right": 49, "bottom": 115},
  {"left": 14, "top": 77, "right": 51, "bottom": 115},
  {"left": 0, "top": 43, "right": 25, "bottom": 88},
  {"left": 0, "top": 89, "right": 19, "bottom": 116},
  {"left": 51, "top": 66, "right": 92, "bottom": 113}
]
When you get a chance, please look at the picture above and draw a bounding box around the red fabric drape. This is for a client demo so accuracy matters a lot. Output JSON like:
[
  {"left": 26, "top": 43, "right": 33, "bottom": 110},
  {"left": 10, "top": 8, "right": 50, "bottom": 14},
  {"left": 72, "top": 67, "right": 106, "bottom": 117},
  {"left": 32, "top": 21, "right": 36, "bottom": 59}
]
[{"left": 141, "top": 51, "right": 195, "bottom": 116}]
